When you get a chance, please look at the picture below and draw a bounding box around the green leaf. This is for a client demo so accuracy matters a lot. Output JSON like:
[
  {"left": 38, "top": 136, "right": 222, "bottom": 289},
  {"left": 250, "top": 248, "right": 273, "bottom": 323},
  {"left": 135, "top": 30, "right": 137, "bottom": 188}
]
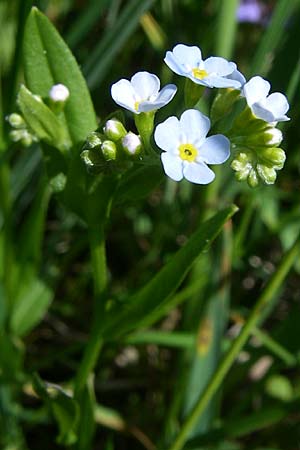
[
  {"left": 23, "top": 7, "right": 97, "bottom": 147},
  {"left": 113, "top": 164, "right": 163, "bottom": 205},
  {"left": 33, "top": 374, "right": 79, "bottom": 446},
  {"left": 0, "top": 331, "right": 24, "bottom": 381},
  {"left": 62, "top": 154, "right": 118, "bottom": 225},
  {"left": 10, "top": 274, "right": 53, "bottom": 337},
  {"left": 17, "top": 85, "right": 71, "bottom": 151},
  {"left": 100, "top": 205, "right": 238, "bottom": 339}
]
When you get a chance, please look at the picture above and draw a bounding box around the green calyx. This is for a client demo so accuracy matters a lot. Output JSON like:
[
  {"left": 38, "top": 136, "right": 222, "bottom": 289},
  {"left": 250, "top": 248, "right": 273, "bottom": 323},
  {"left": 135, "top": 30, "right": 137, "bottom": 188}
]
[
  {"left": 228, "top": 105, "right": 286, "bottom": 187},
  {"left": 184, "top": 78, "right": 205, "bottom": 108},
  {"left": 231, "top": 146, "right": 286, "bottom": 187}
]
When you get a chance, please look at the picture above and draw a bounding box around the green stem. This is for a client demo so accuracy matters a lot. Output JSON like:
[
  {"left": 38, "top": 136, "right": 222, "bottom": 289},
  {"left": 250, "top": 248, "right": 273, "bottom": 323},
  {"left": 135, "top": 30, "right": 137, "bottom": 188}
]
[
  {"left": 74, "top": 223, "right": 107, "bottom": 395},
  {"left": 184, "top": 79, "right": 205, "bottom": 108},
  {"left": 134, "top": 111, "right": 155, "bottom": 155},
  {"left": 168, "top": 235, "right": 300, "bottom": 450},
  {"left": 0, "top": 163, "right": 14, "bottom": 308}
]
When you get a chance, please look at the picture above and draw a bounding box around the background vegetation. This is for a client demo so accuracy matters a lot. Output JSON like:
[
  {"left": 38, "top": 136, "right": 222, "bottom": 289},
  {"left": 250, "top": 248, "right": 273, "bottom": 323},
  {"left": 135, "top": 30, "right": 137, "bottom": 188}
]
[{"left": 1, "top": 0, "right": 300, "bottom": 449}]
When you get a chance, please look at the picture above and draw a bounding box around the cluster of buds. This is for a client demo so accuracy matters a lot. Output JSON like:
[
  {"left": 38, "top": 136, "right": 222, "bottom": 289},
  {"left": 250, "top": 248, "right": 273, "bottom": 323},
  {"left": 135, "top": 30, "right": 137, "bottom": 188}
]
[
  {"left": 230, "top": 108, "right": 286, "bottom": 186},
  {"left": 7, "top": 112, "right": 38, "bottom": 147},
  {"left": 81, "top": 118, "right": 142, "bottom": 174}
]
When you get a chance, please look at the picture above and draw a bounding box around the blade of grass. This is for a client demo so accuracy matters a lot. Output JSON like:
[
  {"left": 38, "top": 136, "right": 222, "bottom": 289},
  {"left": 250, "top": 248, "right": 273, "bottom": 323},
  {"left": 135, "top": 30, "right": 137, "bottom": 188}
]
[
  {"left": 250, "top": 0, "right": 300, "bottom": 76},
  {"left": 125, "top": 331, "right": 195, "bottom": 349},
  {"left": 84, "top": 0, "right": 156, "bottom": 90},
  {"left": 65, "top": 0, "right": 110, "bottom": 49},
  {"left": 168, "top": 233, "right": 300, "bottom": 450},
  {"left": 215, "top": 0, "right": 239, "bottom": 59}
]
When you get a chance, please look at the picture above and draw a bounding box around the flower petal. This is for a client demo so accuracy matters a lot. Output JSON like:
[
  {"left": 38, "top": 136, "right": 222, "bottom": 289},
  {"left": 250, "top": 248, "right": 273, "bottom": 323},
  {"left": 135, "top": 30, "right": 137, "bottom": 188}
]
[
  {"left": 226, "top": 69, "right": 246, "bottom": 88},
  {"left": 198, "top": 135, "right": 230, "bottom": 164},
  {"left": 139, "top": 84, "right": 177, "bottom": 112},
  {"left": 154, "top": 116, "right": 181, "bottom": 153},
  {"left": 164, "top": 51, "right": 187, "bottom": 76},
  {"left": 111, "top": 79, "right": 136, "bottom": 113},
  {"left": 201, "top": 75, "right": 241, "bottom": 89},
  {"left": 251, "top": 103, "right": 276, "bottom": 122},
  {"left": 172, "top": 44, "right": 202, "bottom": 68},
  {"left": 204, "top": 57, "right": 236, "bottom": 76},
  {"left": 179, "top": 109, "right": 210, "bottom": 143},
  {"left": 131, "top": 72, "right": 160, "bottom": 100},
  {"left": 263, "top": 92, "right": 290, "bottom": 121},
  {"left": 243, "top": 76, "right": 270, "bottom": 106},
  {"left": 183, "top": 161, "right": 215, "bottom": 184},
  {"left": 161, "top": 152, "right": 183, "bottom": 181}
]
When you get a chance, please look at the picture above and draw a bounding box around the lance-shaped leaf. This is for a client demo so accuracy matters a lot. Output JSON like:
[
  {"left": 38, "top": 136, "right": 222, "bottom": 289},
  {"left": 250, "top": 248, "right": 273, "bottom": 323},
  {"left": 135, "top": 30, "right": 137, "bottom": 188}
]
[
  {"left": 23, "top": 7, "right": 97, "bottom": 147},
  {"left": 17, "top": 85, "right": 71, "bottom": 151},
  {"left": 33, "top": 374, "right": 79, "bottom": 446},
  {"left": 100, "top": 205, "right": 238, "bottom": 339}
]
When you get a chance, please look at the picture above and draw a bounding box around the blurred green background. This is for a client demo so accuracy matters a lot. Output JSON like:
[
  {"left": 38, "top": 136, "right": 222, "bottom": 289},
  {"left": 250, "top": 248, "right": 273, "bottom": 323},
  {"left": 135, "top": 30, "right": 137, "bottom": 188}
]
[{"left": 1, "top": 0, "right": 300, "bottom": 449}]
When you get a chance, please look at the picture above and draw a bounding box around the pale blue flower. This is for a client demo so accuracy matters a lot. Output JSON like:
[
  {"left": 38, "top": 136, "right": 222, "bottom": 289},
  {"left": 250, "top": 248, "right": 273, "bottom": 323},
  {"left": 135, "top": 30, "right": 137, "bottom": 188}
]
[
  {"left": 242, "top": 76, "right": 290, "bottom": 123},
  {"left": 111, "top": 71, "right": 177, "bottom": 114},
  {"left": 164, "top": 44, "right": 245, "bottom": 89},
  {"left": 154, "top": 109, "right": 230, "bottom": 184}
]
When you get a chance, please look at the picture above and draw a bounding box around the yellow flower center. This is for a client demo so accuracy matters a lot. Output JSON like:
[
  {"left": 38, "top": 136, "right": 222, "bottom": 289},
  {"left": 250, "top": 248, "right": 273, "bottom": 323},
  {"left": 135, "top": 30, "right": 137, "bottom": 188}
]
[
  {"left": 192, "top": 68, "right": 208, "bottom": 80},
  {"left": 134, "top": 101, "right": 140, "bottom": 111},
  {"left": 179, "top": 143, "right": 198, "bottom": 162}
]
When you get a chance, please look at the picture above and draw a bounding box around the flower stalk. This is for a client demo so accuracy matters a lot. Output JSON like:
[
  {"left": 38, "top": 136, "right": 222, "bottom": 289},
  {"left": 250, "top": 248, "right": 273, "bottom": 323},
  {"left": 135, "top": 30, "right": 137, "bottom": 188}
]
[{"left": 168, "top": 234, "right": 300, "bottom": 450}]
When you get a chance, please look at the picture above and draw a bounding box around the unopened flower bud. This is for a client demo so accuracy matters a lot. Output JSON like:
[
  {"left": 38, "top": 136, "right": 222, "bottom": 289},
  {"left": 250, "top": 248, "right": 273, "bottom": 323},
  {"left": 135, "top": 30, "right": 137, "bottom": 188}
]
[
  {"left": 49, "top": 84, "right": 70, "bottom": 102},
  {"left": 248, "top": 168, "right": 259, "bottom": 188},
  {"left": 101, "top": 140, "right": 117, "bottom": 161},
  {"left": 103, "top": 119, "right": 127, "bottom": 141},
  {"left": 10, "top": 129, "right": 34, "bottom": 147},
  {"left": 7, "top": 113, "right": 25, "bottom": 129},
  {"left": 259, "top": 147, "right": 286, "bottom": 169},
  {"left": 231, "top": 151, "right": 252, "bottom": 181},
  {"left": 121, "top": 132, "right": 142, "bottom": 156},
  {"left": 257, "top": 164, "right": 277, "bottom": 184},
  {"left": 83, "top": 131, "right": 103, "bottom": 150},
  {"left": 263, "top": 127, "right": 283, "bottom": 146}
]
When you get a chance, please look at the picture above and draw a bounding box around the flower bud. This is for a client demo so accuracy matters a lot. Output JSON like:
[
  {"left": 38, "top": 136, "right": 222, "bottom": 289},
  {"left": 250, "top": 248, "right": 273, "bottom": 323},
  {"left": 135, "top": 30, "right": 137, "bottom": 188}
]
[
  {"left": 248, "top": 168, "right": 259, "bottom": 188},
  {"left": 101, "top": 140, "right": 117, "bottom": 161},
  {"left": 121, "top": 132, "right": 142, "bottom": 156},
  {"left": 263, "top": 127, "right": 283, "bottom": 146},
  {"left": 258, "top": 147, "right": 286, "bottom": 169},
  {"left": 7, "top": 113, "right": 25, "bottom": 129},
  {"left": 83, "top": 131, "right": 103, "bottom": 150},
  {"left": 257, "top": 164, "right": 277, "bottom": 184},
  {"left": 103, "top": 119, "right": 127, "bottom": 141},
  {"left": 10, "top": 129, "right": 34, "bottom": 147},
  {"left": 231, "top": 151, "right": 252, "bottom": 181},
  {"left": 49, "top": 84, "right": 70, "bottom": 102}
]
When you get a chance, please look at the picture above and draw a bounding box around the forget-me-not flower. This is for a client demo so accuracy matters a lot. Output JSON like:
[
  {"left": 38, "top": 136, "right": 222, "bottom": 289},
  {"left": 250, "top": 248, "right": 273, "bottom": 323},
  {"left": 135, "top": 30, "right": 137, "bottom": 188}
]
[
  {"left": 242, "top": 76, "right": 290, "bottom": 123},
  {"left": 111, "top": 71, "right": 177, "bottom": 114},
  {"left": 164, "top": 44, "right": 245, "bottom": 89},
  {"left": 154, "top": 109, "right": 230, "bottom": 184}
]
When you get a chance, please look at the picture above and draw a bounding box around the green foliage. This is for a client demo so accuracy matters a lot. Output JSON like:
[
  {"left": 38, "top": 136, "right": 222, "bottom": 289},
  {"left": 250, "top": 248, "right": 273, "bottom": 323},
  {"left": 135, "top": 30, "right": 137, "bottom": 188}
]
[
  {"left": 0, "top": 1, "right": 300, "bottom": 450},
  {"left": 23, "top": 7, "right": 97, "bottom": 147}
]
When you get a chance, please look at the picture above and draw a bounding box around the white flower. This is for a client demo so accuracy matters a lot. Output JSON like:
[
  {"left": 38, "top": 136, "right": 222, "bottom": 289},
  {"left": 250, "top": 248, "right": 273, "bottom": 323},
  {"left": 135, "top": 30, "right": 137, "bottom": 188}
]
[
  {"left": 111, "top": 71, "right": 177, "bottom": 114},
  {"left": 154, "top": 109, "right": 230, "bottom": 184},
  {"left": 164, "top": 44, "right": 245, "bottom": 89},
  {"left": 49, "top": 84, "right": 70, "bottom": 102},
  {"left": 242, "top": 76, "right": 290, "bottom": 123}
]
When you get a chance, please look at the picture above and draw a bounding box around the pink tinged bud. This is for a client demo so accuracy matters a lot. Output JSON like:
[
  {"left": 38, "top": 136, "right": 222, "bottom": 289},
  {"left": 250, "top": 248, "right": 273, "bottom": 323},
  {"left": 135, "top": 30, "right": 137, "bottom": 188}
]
[{"left": 121, "top": 132, "right": 142, "bottom": 156}]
